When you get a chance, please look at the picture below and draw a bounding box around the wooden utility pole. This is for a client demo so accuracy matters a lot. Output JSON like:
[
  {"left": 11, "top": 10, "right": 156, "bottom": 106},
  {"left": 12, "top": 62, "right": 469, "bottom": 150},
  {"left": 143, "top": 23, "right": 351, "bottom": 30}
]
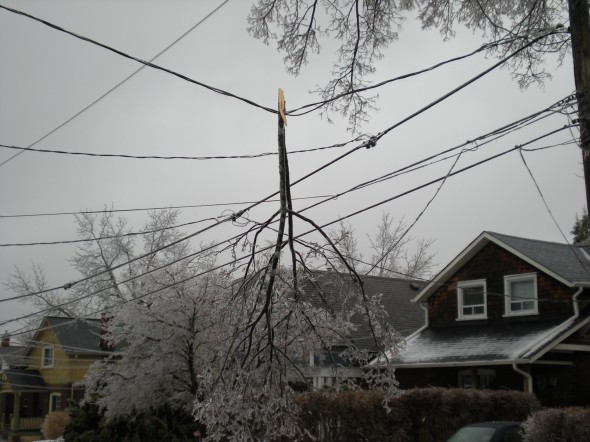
[{"left": 568, "top": 0, "right": 590, "bottom": 211}]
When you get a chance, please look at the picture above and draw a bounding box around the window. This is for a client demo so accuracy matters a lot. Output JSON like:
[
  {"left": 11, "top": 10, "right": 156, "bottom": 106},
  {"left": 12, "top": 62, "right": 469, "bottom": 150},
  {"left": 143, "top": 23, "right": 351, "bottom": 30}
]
[
  {"left": 505, "top": 273, "right": 538, "bottom": 316},
  {"left": 42, "top": 346, "right": 54, "bottom": 368},
  {"left": 50, "top": 393, "right": 61, "bottom": 412},
  {"left": 458, "top": 368, "right": 496, "bottom": 389},
  {"left": 457, "top": 280, "right": 487, "bottom": 320}
]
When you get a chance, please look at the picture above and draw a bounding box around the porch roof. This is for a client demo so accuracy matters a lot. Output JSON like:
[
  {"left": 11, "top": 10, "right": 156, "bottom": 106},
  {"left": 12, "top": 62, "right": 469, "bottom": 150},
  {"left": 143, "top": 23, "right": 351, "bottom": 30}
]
[
  {"left": 0, "top": 369, "right": 46, "bottom": 392},
  {"left": 386, "top": 314, "right": 590, "bottom": 368}
]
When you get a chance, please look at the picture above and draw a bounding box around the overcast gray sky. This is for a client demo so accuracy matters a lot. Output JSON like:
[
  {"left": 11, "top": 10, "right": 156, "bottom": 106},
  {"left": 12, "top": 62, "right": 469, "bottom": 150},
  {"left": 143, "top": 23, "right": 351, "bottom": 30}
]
[{"left": 0, "top": 0, "right": 582, "bottom": 333}]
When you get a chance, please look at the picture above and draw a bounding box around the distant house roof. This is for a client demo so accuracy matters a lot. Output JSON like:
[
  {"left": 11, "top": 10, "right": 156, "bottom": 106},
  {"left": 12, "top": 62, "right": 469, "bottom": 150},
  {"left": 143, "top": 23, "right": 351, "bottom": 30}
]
[
  {"left": 303, "top": 271, "right": 426, "bottom": 351},
  {"left": 1, "top": 369, "right": 46, "bottom": 391},
  {"left": 383, "top": 313, "right": 590, "bottom": 367},
  {"left": 0, "top": 345, "right": 27, "bottom": 370},
  {"left": 31, "top": 316, "right": 112, "bottom": 355},
  {"left": 414, "top": 232, "right": 590, "bottom": 303}
]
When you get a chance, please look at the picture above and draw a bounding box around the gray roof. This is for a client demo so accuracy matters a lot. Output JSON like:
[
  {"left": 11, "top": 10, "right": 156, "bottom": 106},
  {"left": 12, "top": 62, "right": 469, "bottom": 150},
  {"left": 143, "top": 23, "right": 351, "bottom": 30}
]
[
  {"left": 415, "top": 232, "right": 590, "bottom": 303},
  {"left": 40, "top": 317, "right": 111, "bottom": 355},
  {"left": 0, "top": 345, "right": 27, "bottom": 369},
  {"left": 1, "top": 369, "right": 46, "bottom": 391},
  {"left": 303, "top": 271, "right": 425, "bottom": 351},
  {"left": 387, "top": 314, "right": 590, "bottom": 367},
  {"left": 487, "top": 232, "right": 590, "bottom": 284}
]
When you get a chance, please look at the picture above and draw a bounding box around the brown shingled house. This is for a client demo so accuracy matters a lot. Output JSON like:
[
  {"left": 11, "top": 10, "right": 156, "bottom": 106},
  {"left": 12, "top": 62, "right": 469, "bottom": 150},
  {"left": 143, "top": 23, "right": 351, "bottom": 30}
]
[{"left": 376, "top": 232, "right": 590, "bottom": 406}]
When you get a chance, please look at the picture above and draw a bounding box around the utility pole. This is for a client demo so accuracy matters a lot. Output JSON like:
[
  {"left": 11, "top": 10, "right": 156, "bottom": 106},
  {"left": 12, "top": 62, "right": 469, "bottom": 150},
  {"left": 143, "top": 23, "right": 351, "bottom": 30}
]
[{"left": 568, "top": 0, "right": 590, "bottom": 211}]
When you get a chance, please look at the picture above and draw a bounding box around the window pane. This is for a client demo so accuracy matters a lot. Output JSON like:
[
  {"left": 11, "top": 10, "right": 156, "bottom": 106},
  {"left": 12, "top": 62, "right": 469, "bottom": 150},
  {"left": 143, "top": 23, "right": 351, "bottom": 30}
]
[
  {"left": 463, "top": 287, "right": 484, "bottom": 306},
  {"left": 43, "top": 348, "right": 53, "bottom": 366},
  {"left": 511, "top": 279, "right": 534, "bottom": 300}
]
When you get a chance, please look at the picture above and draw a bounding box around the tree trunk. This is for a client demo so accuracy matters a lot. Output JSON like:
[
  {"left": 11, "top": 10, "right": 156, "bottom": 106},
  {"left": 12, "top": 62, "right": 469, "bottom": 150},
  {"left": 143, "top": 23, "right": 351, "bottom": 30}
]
[{"left": 568, "top": 0, "right": 590, "bottom": 211}]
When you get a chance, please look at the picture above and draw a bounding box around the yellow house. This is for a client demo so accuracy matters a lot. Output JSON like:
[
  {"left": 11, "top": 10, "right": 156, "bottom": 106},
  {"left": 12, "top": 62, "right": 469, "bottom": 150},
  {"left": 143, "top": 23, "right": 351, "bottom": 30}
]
[{"left": 0, "top": 317, "right": 113, "bottom": 442}]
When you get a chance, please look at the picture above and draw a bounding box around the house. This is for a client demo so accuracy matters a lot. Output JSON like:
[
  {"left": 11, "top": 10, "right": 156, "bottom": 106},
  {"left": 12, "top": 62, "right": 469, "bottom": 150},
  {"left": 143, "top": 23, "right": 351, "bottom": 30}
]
[
  {"left": 0, "top": 316, "right": 114, "bottom": 442},
  {"left": 377, "top": 232, "right": 590, "bottom": 406},
  {"left": 300, "top": 271, "right": 426, "bottom": 389},
  {"left": 0, "top": 334, "right": 27, "bottom": 373}
]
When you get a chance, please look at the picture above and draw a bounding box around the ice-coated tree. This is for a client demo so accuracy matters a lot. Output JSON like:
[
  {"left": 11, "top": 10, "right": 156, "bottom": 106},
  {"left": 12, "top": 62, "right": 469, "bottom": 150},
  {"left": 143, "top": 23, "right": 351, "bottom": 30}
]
[
  {"left": 326, "top": 212, "right": 435, "bottom": 278},
  {"left": 247, "top": 0, "right": 576, "bottom": 130}
]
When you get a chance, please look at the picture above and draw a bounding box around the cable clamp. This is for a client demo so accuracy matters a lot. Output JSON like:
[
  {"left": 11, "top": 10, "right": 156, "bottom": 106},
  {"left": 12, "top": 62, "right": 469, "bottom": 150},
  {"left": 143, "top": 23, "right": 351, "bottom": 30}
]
[{"left": 365, "top": 137, "right": 377, "bottom": 149}]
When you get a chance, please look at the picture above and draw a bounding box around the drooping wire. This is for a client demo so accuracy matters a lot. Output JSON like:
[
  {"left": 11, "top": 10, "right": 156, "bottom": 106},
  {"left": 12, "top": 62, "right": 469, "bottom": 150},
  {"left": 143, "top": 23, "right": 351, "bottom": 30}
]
[
  {"left": 0, "top": 134, "right": 366, "bottom": 162},
  {"left": 0, "top": 0, "right": 231, "bottom": 168},
  {"left": 0, "top": 3, "right": 278, "bottom": 120},
  {"left": 0, "top": 123, "right": 574, "bottom": 331}
]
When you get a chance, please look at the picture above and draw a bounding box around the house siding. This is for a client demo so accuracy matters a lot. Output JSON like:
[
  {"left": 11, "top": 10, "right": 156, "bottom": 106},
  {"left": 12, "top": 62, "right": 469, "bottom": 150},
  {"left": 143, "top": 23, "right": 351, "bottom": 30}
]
[{"left": 428, "top": 243, "right": 576, "bottom": 326}]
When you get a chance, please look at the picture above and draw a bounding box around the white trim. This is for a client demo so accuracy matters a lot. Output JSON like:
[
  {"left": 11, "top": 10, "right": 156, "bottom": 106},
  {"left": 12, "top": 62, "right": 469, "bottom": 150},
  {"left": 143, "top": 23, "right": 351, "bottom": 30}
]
[
  {"left": 553, "top": 343, "right": 590, "bottom": 352},
  {"left": 49, "top": 392, "right": 62, "bottom": 412},
  {"left": 457, "top": 279, "right": 487, "bottom": 320},
  {"left": 503, "top": 273, "right": 538, "bottom": 316},
  {"left": 413, "top": 232, "right": 589, "bottom": 303},
  {"left": 392, "top": 359, "right": 530, "bottom": 369}
]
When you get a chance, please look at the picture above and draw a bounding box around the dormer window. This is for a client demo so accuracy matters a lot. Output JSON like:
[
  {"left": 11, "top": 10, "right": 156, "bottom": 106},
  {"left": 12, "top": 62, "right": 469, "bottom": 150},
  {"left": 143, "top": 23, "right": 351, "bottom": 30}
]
[
  {"left": 504, "top": 273, "right": 538, "bottom": 316},
  {"left": 457, "top": 280, "right": 487, "bottom": 320}
]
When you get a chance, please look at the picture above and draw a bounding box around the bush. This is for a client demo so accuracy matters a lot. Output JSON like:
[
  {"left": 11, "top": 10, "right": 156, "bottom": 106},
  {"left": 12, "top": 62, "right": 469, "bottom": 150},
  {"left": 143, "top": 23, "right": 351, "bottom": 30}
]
[
  {"left": 522, "top": 407, "right": 590, "bottom": 442},
  {"left": 43, "top": 411, "right": 70, "bottom": 440}
]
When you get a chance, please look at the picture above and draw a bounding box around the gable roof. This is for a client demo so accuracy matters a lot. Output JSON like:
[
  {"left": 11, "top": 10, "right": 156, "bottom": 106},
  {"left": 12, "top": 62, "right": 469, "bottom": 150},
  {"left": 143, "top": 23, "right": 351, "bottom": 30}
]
[
  {"left": 414, "top": 232, "right": 590, "bottom": 303},
  {"left": 30, "top": 316, "right": 112, "bottom": 355},
  {"left": 303, "top": 271, "right": 426, "bottom": 350}
]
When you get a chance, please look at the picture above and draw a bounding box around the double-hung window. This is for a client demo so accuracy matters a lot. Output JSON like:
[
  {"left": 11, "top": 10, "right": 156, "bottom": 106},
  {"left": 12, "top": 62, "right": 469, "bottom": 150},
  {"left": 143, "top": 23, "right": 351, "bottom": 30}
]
[
  {"left": 505, "top": 273, "right": 538, "bottom": 315},
  {"left": 457, "top": 280, "right": 487, "bottom": 320},
  {"left": 42, "top": 346, "right": 54, "bottom": 368},
  {"left": 50, "top": 392, "right": 62, "bottom": 412}
]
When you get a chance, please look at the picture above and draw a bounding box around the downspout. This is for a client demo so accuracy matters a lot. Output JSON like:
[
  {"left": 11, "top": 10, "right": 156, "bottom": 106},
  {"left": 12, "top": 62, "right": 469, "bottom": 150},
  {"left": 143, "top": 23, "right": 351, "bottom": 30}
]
[
  {"left": 571, "top": 286, "right": 583, "bottom": 319},
  {"left": 512, "top": 286, "right": 584, "bottom": 394},
  {"left": 512, "top": 364, "right": 533, "bottom": 394}
]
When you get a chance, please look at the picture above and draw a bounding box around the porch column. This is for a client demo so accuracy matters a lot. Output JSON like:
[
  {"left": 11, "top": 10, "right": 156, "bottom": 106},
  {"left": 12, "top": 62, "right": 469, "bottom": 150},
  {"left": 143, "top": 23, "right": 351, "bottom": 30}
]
[
  {"left": 0, "top": 393, "right": 6, "bottom": 430},
  {"left": 12, "top": 392, "right": 20, "bottom": 432}
]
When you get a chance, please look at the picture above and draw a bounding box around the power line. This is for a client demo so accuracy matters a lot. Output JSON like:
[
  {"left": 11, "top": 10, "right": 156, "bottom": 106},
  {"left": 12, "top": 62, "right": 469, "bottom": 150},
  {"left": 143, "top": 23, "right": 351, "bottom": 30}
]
[
  {"left": 0, "top": 0, "right": 231, "bottom": 168},
  {"left": 0, "top": 216, "right": 219, "bottom": 247},
  {"left": 0, "top": 124, "right": 573, "bottom": 331},
  {"left": 372, "top": 28, "right": 567, "bottom": 144},
  {"left": 288, "top": 34, "right": 534, "bottom": 116},
  {"left": 0, "top": 39, "right": 573, "bottom": 320},
  {"left": 0, "top": 134, "right": 365, "bottom": 162},
  {"left": 0, "top": 4, "right": 277, "bottom": 126},
  {"left": 0, "top": 194, "right": 335, "bottom": 219}
]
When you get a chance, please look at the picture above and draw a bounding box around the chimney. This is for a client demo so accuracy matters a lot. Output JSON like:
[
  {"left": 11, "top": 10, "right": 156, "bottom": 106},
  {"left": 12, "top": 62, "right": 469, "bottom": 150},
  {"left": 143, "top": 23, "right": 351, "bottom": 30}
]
[{"left": 1, "top": 331, "right": 10, "bottom": 348}]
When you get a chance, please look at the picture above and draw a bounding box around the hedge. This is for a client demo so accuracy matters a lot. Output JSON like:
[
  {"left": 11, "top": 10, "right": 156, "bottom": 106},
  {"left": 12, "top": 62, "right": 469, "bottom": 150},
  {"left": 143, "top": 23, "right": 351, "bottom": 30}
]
[{"left": 294, "top": 387, "right": 541, "bottom": 442}]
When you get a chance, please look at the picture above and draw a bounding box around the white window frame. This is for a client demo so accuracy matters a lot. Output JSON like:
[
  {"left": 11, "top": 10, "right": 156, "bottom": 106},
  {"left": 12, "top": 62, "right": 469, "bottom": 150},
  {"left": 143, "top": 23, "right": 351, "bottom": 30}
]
[
  {"left": 457, "top": 279, "right": 487, "bottom": 320},
  {"left": 504, "top": 273, "right": 538, "bottom": 316},
  {"left": 42, "top": 345, "right": 54, "bottom": 368},
  {"left": 49, "top": 392, "right": 61, "bottom": 412}
]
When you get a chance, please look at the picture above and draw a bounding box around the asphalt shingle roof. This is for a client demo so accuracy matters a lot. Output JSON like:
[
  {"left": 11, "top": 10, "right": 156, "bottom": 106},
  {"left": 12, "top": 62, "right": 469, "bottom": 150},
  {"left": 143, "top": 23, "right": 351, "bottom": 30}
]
[
  {"left": 303, "top": 271, "right": 425, "bottom": 351},
  {"left": 487, "top": 232, "right": 590, "bottom": 284},
  {"left": 2, "top": 369, "right": 46, "bottom": 391},
  {"left": 0, "top": 345, "right": 27, "bottom": 368},
  {"left": 44, "top": 317, "right": 110, "bottom": 354},
  {"left": 389, "top": 313, "right": 590, "bottom": 367}
]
